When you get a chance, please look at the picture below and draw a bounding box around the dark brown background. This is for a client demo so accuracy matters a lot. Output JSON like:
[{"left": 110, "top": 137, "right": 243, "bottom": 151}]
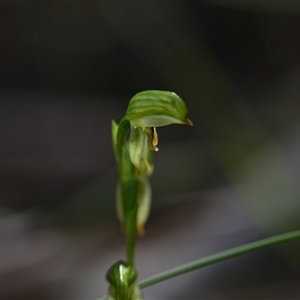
[{"left": 1, "top": 2, "right": 300, "bottom": 299}]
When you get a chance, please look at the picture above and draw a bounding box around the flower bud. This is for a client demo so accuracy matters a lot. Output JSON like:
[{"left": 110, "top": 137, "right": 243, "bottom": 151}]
[{"left": 106, "top": 260, "right": 141, "bottom": 300}]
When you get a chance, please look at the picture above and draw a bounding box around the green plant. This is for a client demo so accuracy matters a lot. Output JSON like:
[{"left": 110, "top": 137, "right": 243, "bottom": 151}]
[{"left": 101, "top": 90, "right": 300, "bottom": 300}]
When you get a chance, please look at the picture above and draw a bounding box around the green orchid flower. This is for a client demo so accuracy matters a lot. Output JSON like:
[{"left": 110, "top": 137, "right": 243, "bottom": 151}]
[
  {"left": 111, "top": 90, "right": 192, "bottom": 266},
  {"left": 125, "top": 90, "right": 192, "bottom": 173},
  {"left": 127, "top": 126, "right": 154, "bottom": 177}
]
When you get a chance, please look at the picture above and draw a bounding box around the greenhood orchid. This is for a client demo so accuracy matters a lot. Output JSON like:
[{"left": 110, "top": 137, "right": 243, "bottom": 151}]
[
  {"left": 108, "top": 90, "right": 192, "bottom": 299},
  {"left": 125, "top": 90, "right": 192, "bottom": 174},
  {"left": 112, "top": 90, "right": 192, "bottom": 236},
  {"left": 111, "top": 90, "right": 192, "bottom": 264}
]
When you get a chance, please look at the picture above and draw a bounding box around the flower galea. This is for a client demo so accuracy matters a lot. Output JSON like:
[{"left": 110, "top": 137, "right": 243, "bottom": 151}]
[{"left": 125, "top": 90, "right": 192, "bottom": 174}]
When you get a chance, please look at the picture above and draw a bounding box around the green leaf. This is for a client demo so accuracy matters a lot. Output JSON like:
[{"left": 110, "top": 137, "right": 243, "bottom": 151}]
[
  {"left": 138, "top": 229, "right": 300, "bottom": 289},
  {"left": 111, "top": 120, "right": 119, "bottom": 164},
  {"left": 116, "top": 177, "right": 152, "bottom": 236}
]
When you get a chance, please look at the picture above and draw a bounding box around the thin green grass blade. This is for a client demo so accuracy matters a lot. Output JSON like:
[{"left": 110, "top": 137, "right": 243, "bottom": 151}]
[{"left": 138, "top": 229, "right": 300, "bottom": 289}]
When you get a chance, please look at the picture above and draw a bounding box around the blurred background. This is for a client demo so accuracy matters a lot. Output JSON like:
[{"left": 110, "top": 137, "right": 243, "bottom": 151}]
[{"left": 1, "top": 1, "right": 300, "bottom": 299}]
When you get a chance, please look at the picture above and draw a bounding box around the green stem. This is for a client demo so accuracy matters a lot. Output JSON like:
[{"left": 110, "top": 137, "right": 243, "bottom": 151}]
[
  {"left": 138, "top": 229, "right": 300, "bottom": 289},
  {"left": 114, "top": 118, "right": 139, "bottom": 266},
  {"left": 124, "top": 179, "right": 139, "bottom": 266}
]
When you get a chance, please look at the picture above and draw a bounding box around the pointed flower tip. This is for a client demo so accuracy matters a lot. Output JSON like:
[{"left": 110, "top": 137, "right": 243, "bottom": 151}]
[{"left": 186, "top": 118, "right": 193, "bottom": 126}]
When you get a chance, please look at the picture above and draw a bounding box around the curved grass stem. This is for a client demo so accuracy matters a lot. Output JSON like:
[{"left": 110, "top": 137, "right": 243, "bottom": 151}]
[{"left": 138, "top": 229, "right": 300, "bottom": 289}]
